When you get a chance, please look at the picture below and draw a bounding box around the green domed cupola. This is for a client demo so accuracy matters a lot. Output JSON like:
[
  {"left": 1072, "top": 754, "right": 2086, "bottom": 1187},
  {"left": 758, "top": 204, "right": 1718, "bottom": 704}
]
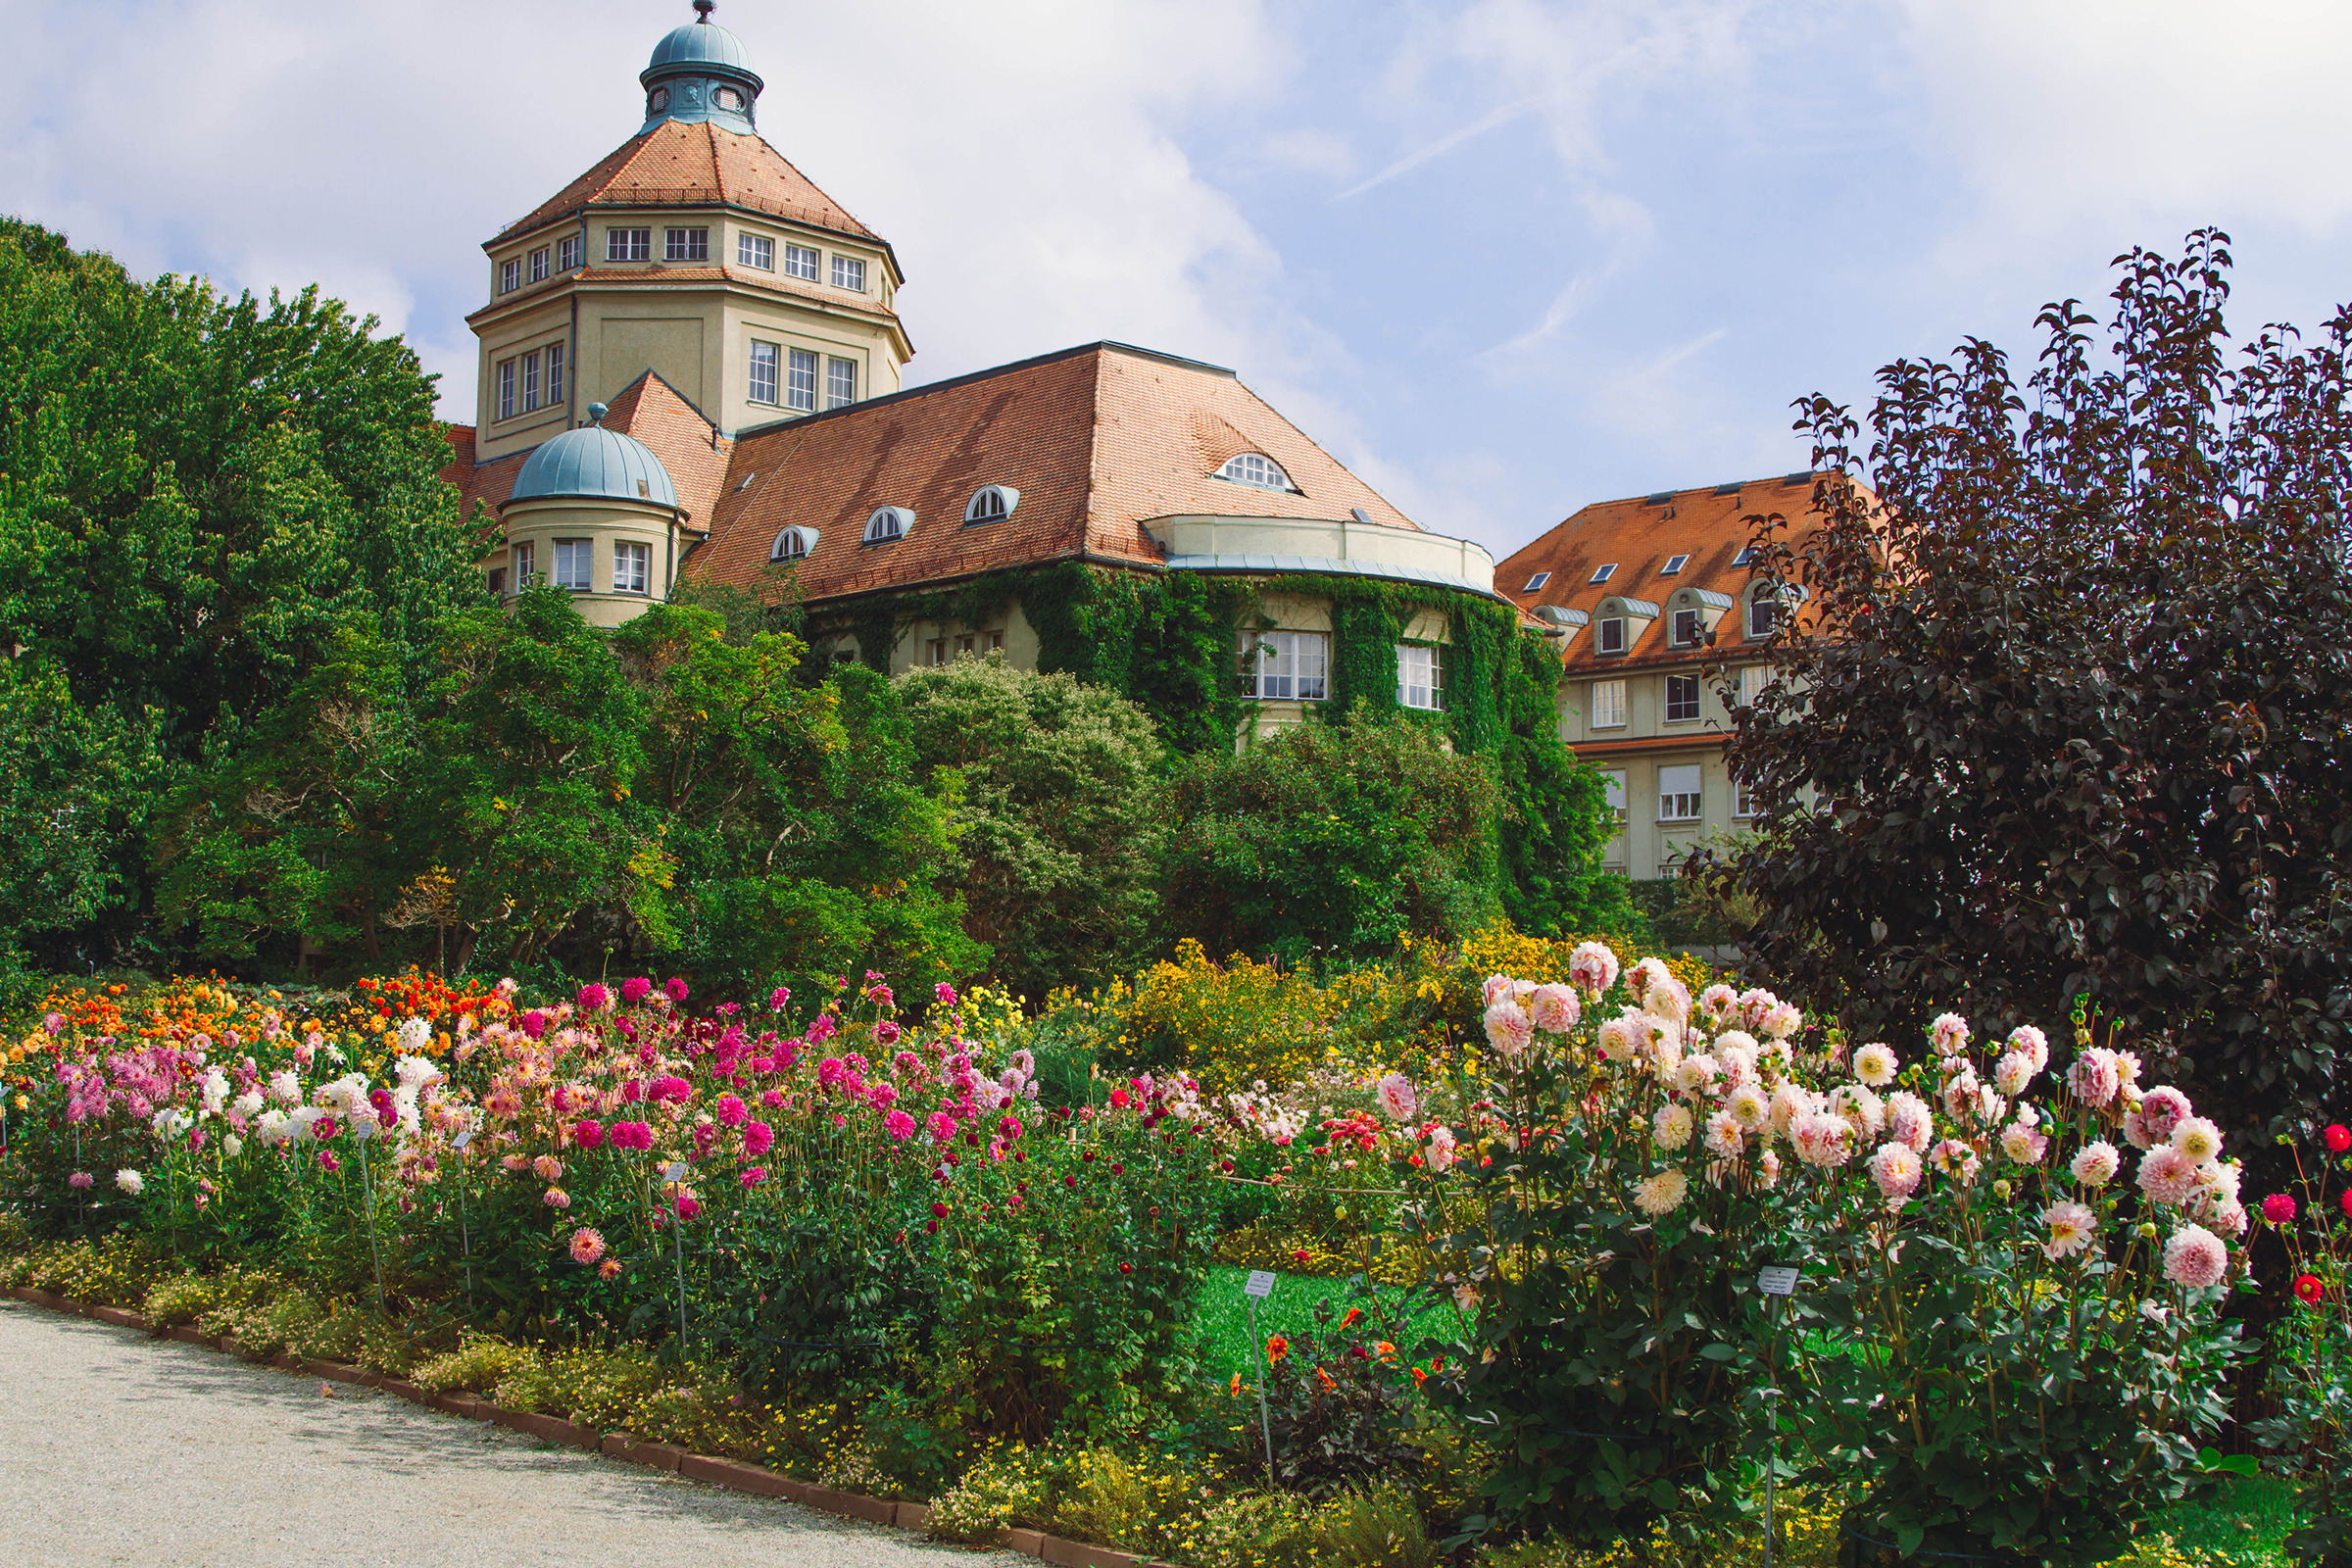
[{"left": 640, "top": 0, "right": 762, "bottom": 135}]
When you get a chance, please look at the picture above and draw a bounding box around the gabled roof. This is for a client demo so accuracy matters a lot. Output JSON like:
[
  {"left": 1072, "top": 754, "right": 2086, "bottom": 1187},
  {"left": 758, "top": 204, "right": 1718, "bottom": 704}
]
[
  {"left": 685, "top": 342, "right": 1421, "bottom": 603},
  {"left": 441, "top": 370, "right": 733, "bottom": 534},
  {"left": 493, "top": 118, "right": 885, "bottom": 257},
  {"left": 1495, "top": 472, "right": 1836, "bottom": 671}
]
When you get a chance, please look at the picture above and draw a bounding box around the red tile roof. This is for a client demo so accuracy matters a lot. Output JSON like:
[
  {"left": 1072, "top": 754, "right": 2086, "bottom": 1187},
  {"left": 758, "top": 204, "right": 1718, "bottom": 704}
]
[
  {"left": 439, "top": 424, "right": 523, "bottom": 527},
  {"left": 686, "top": 342, "right": 1421, "bottom": 603},
  {"left": 599, "top": 371, "right": 730, "bottom": 532},
  {"left": 1494, "top": 473, "right": 1838, "bottom": 671},
  {"left": 492, "top": 118, "right": 886, "bottom": 256}
]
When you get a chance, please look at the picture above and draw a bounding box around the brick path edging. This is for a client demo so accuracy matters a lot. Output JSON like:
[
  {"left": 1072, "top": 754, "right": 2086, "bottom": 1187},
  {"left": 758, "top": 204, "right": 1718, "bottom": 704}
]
[{"left": 4, "top": 1286, "right": 1157, "bottom": 1565}]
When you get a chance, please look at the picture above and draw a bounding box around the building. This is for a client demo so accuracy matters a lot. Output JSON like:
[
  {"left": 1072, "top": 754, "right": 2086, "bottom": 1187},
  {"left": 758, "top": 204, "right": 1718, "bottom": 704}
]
[
  {"left": 1494, "top": 473, "right": 1828, "bottom": 879},
  {"left": 440, "top": 5, "right": 1536, "bottom": 743}
]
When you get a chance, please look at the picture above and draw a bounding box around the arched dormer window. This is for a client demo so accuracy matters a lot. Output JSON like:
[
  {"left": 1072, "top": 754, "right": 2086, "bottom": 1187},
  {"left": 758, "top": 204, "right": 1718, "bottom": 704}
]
[
  {"left": 770, "top": 526, "right": 816, "bottom": 562},
  {"left": 963, "top": 485, "right": 1019, "bottom": 525},
  {"left": 864, "top": 507, "right": 913, "bottom": 544},
  {"left": 1214, "top": 452, "right": 1296, "bottom": 493},
  {"left": 1744, "top": 580, "right": 1806, "bottom": 640}
]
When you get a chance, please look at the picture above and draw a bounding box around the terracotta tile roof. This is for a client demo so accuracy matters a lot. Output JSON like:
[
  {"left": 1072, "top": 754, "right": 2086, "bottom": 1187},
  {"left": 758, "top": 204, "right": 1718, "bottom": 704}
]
[
  {"left": 1494, "top": 472, "right": 1838, "bottom": 672},
  {"left": 685, "top": 342, "right": 1422, "bottom": 603},
  {"left": 439, "top": 424, "right": 524, "bottom": 526},
  {"left": 599, "top": 372, "right": 731, "bottom": 532},
  {"left": 493, "top": 118, "right": 884, "bottom": 253}
]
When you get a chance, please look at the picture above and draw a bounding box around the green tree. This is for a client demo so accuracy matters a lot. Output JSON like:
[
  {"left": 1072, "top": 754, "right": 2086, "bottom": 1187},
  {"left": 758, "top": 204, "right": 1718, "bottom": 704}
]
[
  {"left": 1160, "top": 710, "right": 1501, "bottom": 964},
  {"left": 1721, "top": 230, "right": 2352, "bottom": 1147},
  {"left": 896, "top": 657, "right": 1166, "bottom": 999}
]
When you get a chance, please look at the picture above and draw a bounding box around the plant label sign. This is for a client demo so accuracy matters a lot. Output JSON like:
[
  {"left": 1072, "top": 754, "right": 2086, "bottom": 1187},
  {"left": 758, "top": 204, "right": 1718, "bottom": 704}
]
[
  {"left": 451, "top": 1129, "right": 473, "bottom": 1151},
  {"left": 664, "top": 1162, "right": 689, "bottom": 1182},
  {"left": 1757, "top": 1265, "right": 1800, "bottom": 1297},
  {"left": 1244, "top": 1270, "right": 1277, "bottom": 1298}
]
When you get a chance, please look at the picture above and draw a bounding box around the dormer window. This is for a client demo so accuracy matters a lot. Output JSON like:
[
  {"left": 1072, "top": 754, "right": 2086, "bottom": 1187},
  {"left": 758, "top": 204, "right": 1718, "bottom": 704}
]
[
  {"left": 1671, "top": 608, "right": 1702, "bottom": 647},
  {"left": 964, "top": 485, "right": 1019, "bottom": 525},
  {"left": 1747, "top": 592, "right": 1777, "bottom": 640},
  {"left": 864, "top": 507, "right": 913, "bottom": 543},
  {"left": 1661, "top": 554, "right": 1690, "bottom": 575},
  {"left": 1522, "top": 571, "right": 1550, "bottom": 593},
  {"left": 649, "top": 86, "right": 671, "bottom": 114},
  {"left": 713, "top": 85, "right": 745, "bottom": 112},
  {"left": 1597, "top": 617, "right": 1626, "bottom": 655},
  {"left": 1214, "top": 452, "right": 1295, "bottom": 492},
  {"left": 770, "top": 526, "right": 815, "bottom": 562},
  {"left": 1591, "top": 564, "right": 1617, "bottom": 585}
]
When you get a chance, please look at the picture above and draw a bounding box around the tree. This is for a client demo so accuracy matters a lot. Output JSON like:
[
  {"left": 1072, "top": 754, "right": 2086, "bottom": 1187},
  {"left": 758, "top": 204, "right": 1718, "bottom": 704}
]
[
  {"left": 1719, "top": 230, "right": 2352, "bottom": 1148},
  {"left": 1160, "top": 710, "right": 1501, "bottom": 964},
  {"left": 896, "top": 657, "right": 1166, "bottom": 999}
]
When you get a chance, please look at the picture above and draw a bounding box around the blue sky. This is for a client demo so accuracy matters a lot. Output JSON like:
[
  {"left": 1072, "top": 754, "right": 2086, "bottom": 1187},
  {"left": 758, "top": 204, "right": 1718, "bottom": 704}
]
[{"left": 4, "top": 0, "right": 2349, "bottom": 559}]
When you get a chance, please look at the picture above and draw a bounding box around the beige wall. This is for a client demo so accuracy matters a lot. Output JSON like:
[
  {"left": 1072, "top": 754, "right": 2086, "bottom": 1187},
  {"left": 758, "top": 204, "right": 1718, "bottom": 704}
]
[
  {"left": 494, "top": 496, "right": 682, "bottom": 630},
  {"left": 1586, "top": 748, "right": 1751, "bottom": 879},
  {"left": 1145, "top": 514, "right": 1494, "bottom": 590},
  {"left": 891, "top": 602, "right": 1042, "bottom": 676}
]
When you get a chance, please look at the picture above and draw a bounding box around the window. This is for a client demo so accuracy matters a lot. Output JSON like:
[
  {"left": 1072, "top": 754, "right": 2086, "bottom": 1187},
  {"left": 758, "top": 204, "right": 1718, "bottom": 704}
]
[
  {"left": 713, "top": 85, "right": 745, "bottom": 112},
  {"left": 608, "top": 227, "right": 652, "bottom": 263},
  {"left": 1397, "top": 644, "right": 1443, "bottom": 710},
  {"left": 1596, "top": 616, "right": 1626, "bottom": 655},
  {"left": 1214, "top": 452, "right": 1295, "bottom": 491},
  {"left": 1665, "top": 673, "right": 1700, "bottom": 723},
  {"left": 1522, "top": 571, "right": 1550, "bottom": 593},
  {"left": 497, "top": 359, "right": 516, "bottom": 420},
  {"left": 1661, "top": 553, "right": 1690, "bottom": 575},
  {"left": 664, "top": 226, "right": 709, "bottom": 263},
  {"left": 1733, "top": 543, "right": 1757, "bottom": 566},
  {"left": 1602, "top": 770, "right": 1628, "bottom": 826},
  {"left": 557, "top": 234, "right": 581, "bottom": 271},
  {"left": 648, "top": 86, "right": 670, "bottom": 114},
  {"left": 1658, "top": 764, "right": 1703, "bottom": 822},
  {"left": 1591, "top": 678, "right": 1627, "bottom": 729},
  {"left": 547, "top": 342, "right": 565, "bottom": 406},
  {"left": 1747, "top": 594, "right": 1777, "bottom": 640},
  {"left": 831, "top": 255, "right": 866, "bottom": 291},
  {"left": 1238, "top": 630, "right": 1329, "bottom": 701},
  {"left": 964, "top": 485, "right": 1018, "bottom": 524},
  {"left": 499, "top": 258, "right": 519, "bottom": 294},
  {"left": 1737, "top": 665, "right": 1768, "bottom": 708},
  {"left": 1671, "top": 607, "right": 1701, "bottom": 647},
  {"left": 748, "top": 340, "right": 779, "bottom": 405},
  {"left": 529, "top": 247, "right": 549, "bottom": 283},
  {"left": 926, "top": 638, "right": 949, "bottom": 666},
  {"left": 511, "top": 542, "right": 533, "bottom": 586},
  {"left": 826, "top": 356, "right": 857, "bottom": 409},
  {"left": 521, "top": 350, "right": 541, "bottom": 413},
  {"left": 739, "top": 233, "right": 774, "bottom": 270},
  {"left": 1591, "top": 564, "right": 1617, "bottom": 585},
  {"left": 955, "top": 632, "right": 1004, "bottom": 658},
  {"left": 769, "top": 527, "right": 811, "bottom": 562},
  {"left": 787, "top": 348, "right": 818, "bottom": 412},
  {"left": 784, "top": 243, "right": 820, "bottom": 281},
  {"left": 864, "top": 508, "right": 908, "bottom": 543},
  {"left": 612, "top": 541, "right": 650, "bottom": 594},
  {"left": 552, "top": 539, "right": 592, "bottom": 592},
  {"left": 486, "top": 566, "right": 507, "bottom": 597},
  {"left": 1735, "top": 780, "right": 1758, "bottom": 819}
]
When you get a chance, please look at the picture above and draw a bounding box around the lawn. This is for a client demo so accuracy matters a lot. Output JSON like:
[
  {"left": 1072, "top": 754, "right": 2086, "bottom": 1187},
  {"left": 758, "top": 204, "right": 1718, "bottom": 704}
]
[{"left": 1195, "top": 1265, "right": 1461, "bottom": 1380}]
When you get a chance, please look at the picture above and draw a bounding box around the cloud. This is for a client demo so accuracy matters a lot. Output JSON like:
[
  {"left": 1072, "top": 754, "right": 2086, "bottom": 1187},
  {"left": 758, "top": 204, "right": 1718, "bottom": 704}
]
[{"left": 1258, "top": 128, "right": 1358, "bottom": 181}]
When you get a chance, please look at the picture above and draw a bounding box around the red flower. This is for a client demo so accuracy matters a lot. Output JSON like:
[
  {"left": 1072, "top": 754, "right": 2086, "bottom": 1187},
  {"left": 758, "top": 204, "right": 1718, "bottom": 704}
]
[
  {"left": 1265, "top": 1335, "right": 1288, "bottom": 1362},
  {"left": 1109, "top": 1089, "right": 1130, "bottom": 1109},
  {"left": 2326, "top": 1124, "right": 2351, "bottom": 1153},
  {"left": 2263, "top": 1193, "right": 2298, "bottom": 1224},
  {"left": 931, "top": 1201, "right": 949, "bottom": 1218},
  {"left": 1219, "top": 1159, "right": 1235, "bottom": 1174},
  {"left": 1118, "top": 1262, "right": 1134, "bottom": 1275},
  {"left": 924, "top": 1218, "right": 939, "bottom": 1235},
  {"left": 1064, "top": 1174, "right": 1078, "bottom": 1188},
  {"left": 1109, "top": 1162, "right": 1124, "bottom": 1175},
  {"left": 1083, "top": 1150, "right": 1098, "bottom": 1163},
  {"left": 2295, "top": 1274, "right": 2325, "bottom": 1304}
]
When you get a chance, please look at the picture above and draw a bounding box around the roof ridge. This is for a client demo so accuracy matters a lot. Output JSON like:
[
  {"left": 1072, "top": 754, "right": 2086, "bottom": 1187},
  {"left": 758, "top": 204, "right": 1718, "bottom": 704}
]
[
  {"left": 1223, "top": 377, "right": 1422, "bottom": 533},
  {"left": 704, "top": 120, "right": 728, "bottom": 208}
]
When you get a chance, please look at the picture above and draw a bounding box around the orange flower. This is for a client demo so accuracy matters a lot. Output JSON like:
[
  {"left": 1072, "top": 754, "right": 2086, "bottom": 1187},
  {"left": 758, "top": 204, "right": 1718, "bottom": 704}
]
[
  {"left": 1229, "top": 1373, "right": 1243, "bottom": 1396},
  {"left": 1411, "top": 1366, "right": 1428, "bottom": 1387},
  {"left": 1316, "top": 1367, "right": 1337, "bottom": 1392},
  {"left": 1375, "top": 1340, "right": 1397, "bottom": 1360},
  {"left": 1265, "top": 1335, "right": 1289, "bottom": 1363},
  {"left": 1339, "top": 1306, "right": 1362, "bottom": 1330}
]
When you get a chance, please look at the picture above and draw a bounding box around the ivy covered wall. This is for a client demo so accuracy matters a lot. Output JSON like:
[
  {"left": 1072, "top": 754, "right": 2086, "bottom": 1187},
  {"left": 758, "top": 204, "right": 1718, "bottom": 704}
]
[{"left": 804, "top": 563, "right": 1621, "bottom": 933}]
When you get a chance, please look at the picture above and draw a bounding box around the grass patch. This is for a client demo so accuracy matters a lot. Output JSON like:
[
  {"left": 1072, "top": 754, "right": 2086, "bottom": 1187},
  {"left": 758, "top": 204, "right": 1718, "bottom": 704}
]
[{"left": 1195, "top": 1266, "right": 1460, "bottom": 1380}]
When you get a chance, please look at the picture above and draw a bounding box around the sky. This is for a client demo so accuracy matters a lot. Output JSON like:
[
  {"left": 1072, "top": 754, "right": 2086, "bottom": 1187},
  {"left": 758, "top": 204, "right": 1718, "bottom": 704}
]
[{"left": 5, "top": 0, "right": 2350, "bottom": 561}]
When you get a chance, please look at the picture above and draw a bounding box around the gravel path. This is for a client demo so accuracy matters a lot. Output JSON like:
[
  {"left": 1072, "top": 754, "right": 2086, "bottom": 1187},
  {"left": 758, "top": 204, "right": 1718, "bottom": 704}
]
[{"left": 0, "top": 1298, "right": 1002, "bottom": 1568}]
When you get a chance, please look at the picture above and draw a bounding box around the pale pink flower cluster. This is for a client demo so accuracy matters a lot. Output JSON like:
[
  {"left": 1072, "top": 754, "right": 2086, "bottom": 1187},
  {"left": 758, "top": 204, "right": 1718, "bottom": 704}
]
[
  {"left": 1567, "top": 942, "right": 1620, "bottom": 997},
  {"left": 2163, "top": 1224, "right": 2229, "bottom": 1289}
]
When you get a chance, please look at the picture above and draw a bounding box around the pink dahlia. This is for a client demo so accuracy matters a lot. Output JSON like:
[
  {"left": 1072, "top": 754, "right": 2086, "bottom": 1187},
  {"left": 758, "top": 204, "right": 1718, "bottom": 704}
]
[
  {"left": 533, "top": 1153, "right": 564, "bottom": 1183},
  {"left": 740, "top": 1166, "right": 767, "bottom": 1188},
  {"left": 2163, "top": 1224, "right": 2229, "bottom": 1289},
  {"left": 569, "top": 1226, "right": 606, "bottom": 1265},
  {"left": 2136, "top": 1086, "right": 2193, "bottom": 1144},
  {"left": 573, "top": 1118, "right": 605, "bottom": 1150},
  {"left": 2068, "top": 1048, "right": 2122, "bottom": 1108},
  {"left": 2040, "top": 1200, "right": 2096, "bottom": 1260},
  {"left": 577, "top": 983, "right": 611, "bottom": 1012},
  {"left": 1483, "top": 1000, "right": 1534, "bottom": 1056},
  {"left": 1790, "top": 1110, "right": 1854, "bottom": 1168},
  {"left": 1929, "top": 1139, "right": 1982, "bottom": 1186},
  {"left": 2071, "top": 1140, "right": 2122, "bottom": 1187},
  {"left": 542, "top": 1186, "right": 570, "bottom": 1208},
  {"left": 68, "top": 1171, "right": 94, "bottom": 1190},
  {"left": 884, "top": 1109, "right": 917, "bottom": 1141},
  {"left": 2137, "top": 1146, "right": 2204, "bottom": 1207},
  {"left": 742, "top": 1120, "right": 774, "bottom": 1157},
  {"left": 1867, "top": 1141, "right": 1923, "bottom": 1201},
  {"left": 2260, "top": 1193, "right": 2297, "bottom": 1225},
  {"left": 1529, "top": 983, "right": 1580, "bottom": 1035},
  {"left": 520, "top": 1010, "right": 549, "bottom": 1040},
  {"left": 665, "top": 977, "right": 689, "bottom": 1002},
  {"left": 1568, "top": 943, "right": 1620, "bottom": 997},
  {"left": 934, "top": 982, "right": 958, "bottom": 1005},
  {"left": 648, "top": 1075, "right": 691, "bottom": 1104},
  {"left": 620, "top": 976, "right": 652, "bottom": 1004},
  {"left": 714, "top": 1094, "right": 749, "bottom": 1128}
]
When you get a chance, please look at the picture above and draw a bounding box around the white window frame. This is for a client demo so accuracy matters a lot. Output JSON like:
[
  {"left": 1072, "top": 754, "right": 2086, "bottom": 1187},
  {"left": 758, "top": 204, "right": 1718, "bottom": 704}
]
[
  {"left": 1747, "top": 594, "right": 1777, "bottom": 640},
  {"left": 1591, "top": 564, "right": 1617, "bottom": 585},
  {"left": 1735, "top": 780, "right": 1758, "bottom": 819},
  {"left": 713, "top": 84, "right": 745, "bottom": 112},
  {"left": 1596, "top": 616, "right": 1626, "bottom": 656},
  {"left": 1239, "top": 630, "right": 1329, "bottom": 702},
  {"left": 521, "top": 350, "right": 541, "bottom": 413},
  {"left": 826, "top": 356, "right": 858, "bottom": 410},
  {"left": 612, "top": 541, "right": 651, "bottom": 595},
  {"left": 499, "top": 258, "right": 519, "bottom": 294},
  {"left": 664, "top": 226, "right": 709, "bottom": 263},
  {"left": 1658, "top": 764, "right": 1703, "bottom": 823},
  {"left": 1732, "top": 543, "right": 1757, "bottom": 566},
  {"left": 608, "top": 227, "right": 652, "bottom": 264},
  {"left": 738, "top": 233, "right": 774, "bottom": 270},
  {"left": 831, "top": 255, "right": 866, "bottom": 291},
  {"left": 964, "top": 485, "right": 1017, "bottom": 524},
  {"left": 1671, "top": 607, "right": 1701, "bottom": 647},
  {"left": 1602, "top": 769, "right": 1629, "bottom": 828},
  {"left": 511, "top": 540, "right": 535, "bottom": 588},
  {"left": 1664, "top": 673, "right": 1701, "bottom": 724},
  {"left": 552, "top": 538, "right": 593, "bottom": 592},
  {"left": 786, "top": 348, "right": 818, "bottom": 412},
  {"left": 1661, "top": 553, "right": 1690, "bottom": 575},
  {"left": 1396, "top": 643, "right": 1443, "bottom": 710},
  {"left": 783, "top": 243, "right": 820, "bottom": 281},
  {"left": 1522, "top": 571, "right": 1550, "bottom": 593},
  {"left": 1214, "top": 452, "right": 1296, "bottom": 492},
  {"left": 557, "top": 234, "right": 581, "bottom": 271},
  {"left": 1736, "top": 664, "right": 1768, "bottom": 709},
  {"left": 497, "top": 358, "right": 515, "bottom": 421},
  {"left": 1591, "top": 678, "right": 1627, "bottom": 729},
  {"left": 748, "top": 340, "right": 779, "bottom": 406},
  {"left": 864, "top": 508, "right": 907, "bottom": 543},
  {"left": 770, "top": 527, "right": 812, "bottom": 562},
  {"left": 547, "top": 342, "right": 565, "bottom": 407}
]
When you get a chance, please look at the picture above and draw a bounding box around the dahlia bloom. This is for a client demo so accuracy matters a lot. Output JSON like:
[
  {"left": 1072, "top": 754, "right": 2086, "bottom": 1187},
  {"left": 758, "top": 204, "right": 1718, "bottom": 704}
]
[
  {"left": 1376, "top": 1073, "right": 1418, "bottom": 1121},
  {"left": 1633, "top": 1167, "right": 1690, "bottom": 1217},
  {"left": 573, "top": 1119, "right": 604, "bottom": 1150},
  {"left": 2170, "top": 1115, "right": 2224, "bottom": 1165},
  {"left": 69, "top": 1171, "right": 94, "bottom": 1191},
  {"left": 2068, "top": 1049, "right": 2122, "bottom": 1108},
  {"left": 1703, "top": 1110, "right": 1744, "bottom": 1158},
  {"left": 2137, "top": 1147, "right": 2204, "bottom": 1207},
  {"left": 665, "top": 977, "right": 690, "bottom": 1002},
  {"left": 1999, "top": 1121, "right": 2049, "bottom": 1166},
  {"left": 1595, "top": 1011, "right": 1641, "bottom": 1063},
  {"left": 1929, "top": 1140, "right": 1981, "bottom": 1186},
  {"left": 1424, "top": 1125, "right": 1457, "bottom": 1172},
  {"left": 1725, "top": 1083, "right": 1771, "bottom": 1133},
  {"left": 1852, "top": 1043, "right": 1897, "bottom": 1088},
  {"left": 1483, "top": 1000, "right": 1534, "bottom": 1056},
  {"left": 116, "top": 1168, "right": 145, "bottom": 1196},
  {"left": 1698, "top": 983, "right": 1740, "bottom": 1026},
  {"left": 884, "top": 1109, "right": 916, "bottom": 1142},
  {"left": 2135, "top": 1086, "right": 2193, "bottom": 1145},
  {"left": 1648, "top": 975, "right": 1693, "bottom": 1027},
  {"left": 576, "top": 983, "right": 611, "bottom": 1012},
  {"left": 743, "top": 1120, "right": 775, "bottom": 1156},
  {"left": 2041, "top": 1200, "right": 2095, "bottom": 1259},
  {"left": 569, "top": 1227, "right": 606, "bottom": 1265},
  {"left": 2327, "top": 1124, "right": 2352, "bottom": 1154},
  {"left": 2163, "top": 1225, "right": 2230, "bottom": 1289},
  {"left": 1790, "top": 1110, "right": 1853, "bottom": 1168},
  {"left": 1529, "top": 983, "right": 1580, "bottom": 1034},
  {"left": 1930, "top": 1012, "right": 1970, "bottom": 1054},
  {"left": 1652, "top": 1103, "right": 1695, "bottom": 1151},
  {"left": 542, "top": 1186, "right": 570, "bottom": 1209},
  {"left": 2295, "top": 1273, "right": 2325, "bottom": 1304},
  {"left": 1992, "top": 1052, "right": 2035, "bottom": 1099},
  {"left": 1868, "top": 1141, "right": 1923, "bottom": 1201},
  {"left": 1568, "top": 941, "right": 1620, "bottom": 996},
  {"left": 2070, "top": 1141, "right": 2121, "bottom": 1187}
]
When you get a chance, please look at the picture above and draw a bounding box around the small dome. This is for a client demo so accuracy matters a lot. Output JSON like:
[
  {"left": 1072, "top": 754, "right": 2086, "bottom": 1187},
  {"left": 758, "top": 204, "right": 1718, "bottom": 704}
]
[
  {"left": 509, "top": 424, "right": 679, "bottom": 511},
  {"left": 647, "top": 19, "right": 757, "bottom": 77}
]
